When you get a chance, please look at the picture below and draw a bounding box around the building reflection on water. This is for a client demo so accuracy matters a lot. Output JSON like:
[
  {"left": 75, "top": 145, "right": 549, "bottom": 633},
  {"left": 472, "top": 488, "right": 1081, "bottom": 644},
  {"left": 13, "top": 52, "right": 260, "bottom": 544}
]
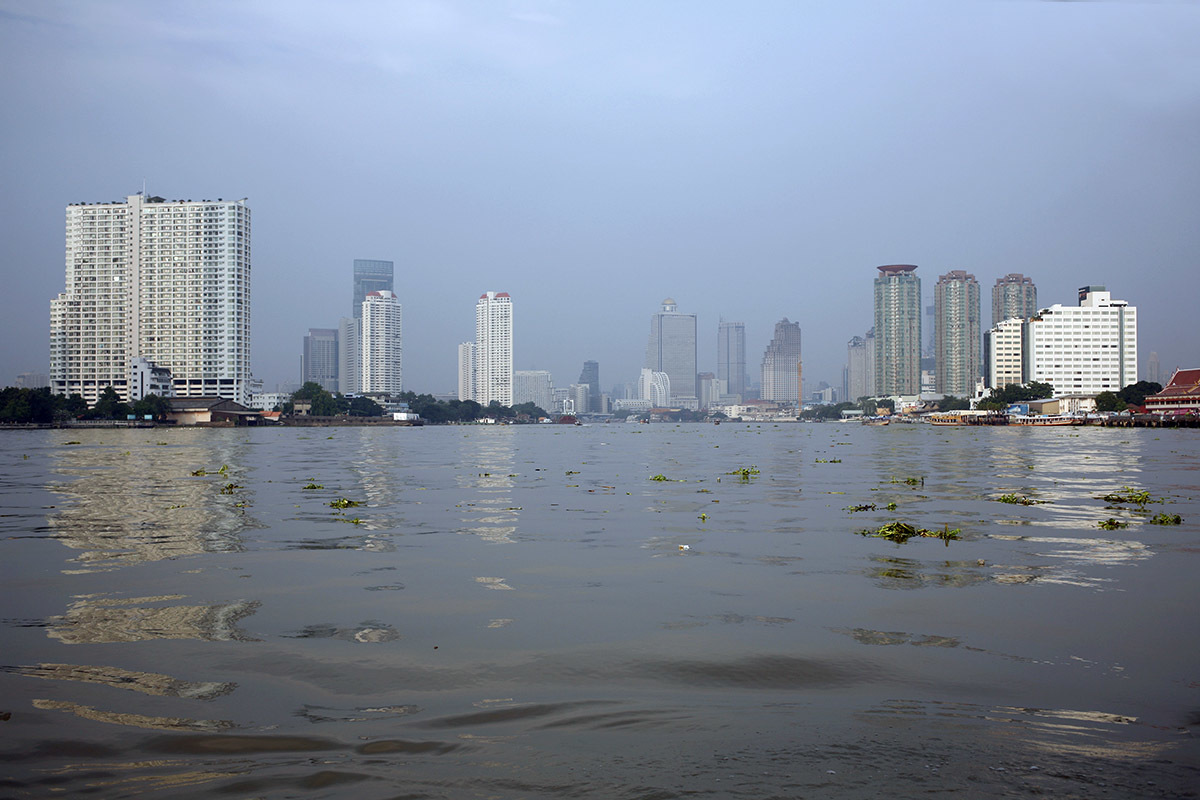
[
  {"left": 47, "top": 433, "right": 259, "bottom": 572},
  {"left": 48, "top": 594, "right": 259, "bottom": 644},
  {"left": 455, "top": 428, "right": 519, "bottom": 544}
]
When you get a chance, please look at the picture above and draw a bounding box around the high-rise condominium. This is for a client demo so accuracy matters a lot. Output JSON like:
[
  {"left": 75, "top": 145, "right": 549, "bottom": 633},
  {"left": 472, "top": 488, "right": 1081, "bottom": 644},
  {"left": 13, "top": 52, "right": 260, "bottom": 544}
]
[
  {"left": 360, "top": 290, "right": 402, "bottom": 394},
  {"left": 873, "top": 264, "right": 922, "bottom": 396},
  {"left": 50, "top": 193, "right": 251, "bottom": 405},
  {"left": 353, "top": 259, "right": 394, "bottom": 319},
  {"left": 846, "top": 328, "right": 875, "bottom": 401},
  {"left": 934, "top": 270, "right": 981, "bottom": 397},
  {"left": 760, "top": 318, "right": 802, "bottom": 404},
  {"left": 646, "top": 298, "right": 697, "bottom": 404},
  {"left": 457, "top": 342, "right": 476, "bottom": 402},
  {"left": 303, "top": 328, "right": 339, "bottom": 392},
  {"left": 514, "top": 370, "right": 553, "bottom": 413},
  {"left": 992, "top": 273, "right": 1038, "bottom": 327},
  {"left": 578, "top": 360, "right": 600, "bottom": 413},
  {"left": 474, "top": 292, "right": 513, "bottom": 406},
  {"left": 1027, "top": 286, "right": 1136, "bottom": 395},
  {"left": 717, "top": 320, "right": 746, "bottom": 401}
]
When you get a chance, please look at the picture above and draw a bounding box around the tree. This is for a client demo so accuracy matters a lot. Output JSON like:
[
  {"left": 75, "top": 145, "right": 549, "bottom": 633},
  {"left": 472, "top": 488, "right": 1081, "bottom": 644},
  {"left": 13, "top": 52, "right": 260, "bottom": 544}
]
[
  {"left": 511, "top": 402, "right": 548, "bottom": 419},
  {"left": 936, "top": 395, "right": 971, "bottom": 412},
  {"left": 1095, "top": 391, "right": 1127, "bottom": 412},
  {"left": 89, "top": 386, "right": 131, "bottom": 420},
  {"left": 977, "top": 381, "right": 1055, "bottom": 410},
  {"left": 131, "top": 393, "right": 172, "bottom": 420},
  {"left": 347, "top": 396, "right": 384, "bottom": 416},
  {"left": 1118, "top": 381, "right": 1162, "bottom": 408}
]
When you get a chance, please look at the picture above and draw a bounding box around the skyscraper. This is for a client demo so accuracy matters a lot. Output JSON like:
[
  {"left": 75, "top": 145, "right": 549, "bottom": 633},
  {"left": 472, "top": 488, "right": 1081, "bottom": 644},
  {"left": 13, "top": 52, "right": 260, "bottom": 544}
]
[
  {"left": 50, "top": 193, "right": 251, "bottom": 405},
  {"left": 338, "top": 317, "right": 360, "bottom": 395},
  {"left": 638, "top": 368, "right": 671, "bottom": 407},
  {"left": 992, "top": 273, "right": 1038, "bottom": 327},
  {"left": 513, "top": 370, "right": 553, "bottom": 413},
  {"left": 646, "top": 298, "right": 697, "bottom": 405},
  {"left": 360, "top": 290, "right": 402, "bottom": 394},
  {"left": 578, "top": 360, "right": 600, "bottom": 413},
  {"left": 717, "top": 320, "right": 746, "bottom": 401},
  {"left": 303, "top": 328, "right": 339, "bottom": 393},
  {"left": 457, "top": 342, "right": 476, "bottom": 402},
  {"left": 474, "top": 291, "right": 513, "bottom": 407},
  {"left": 873, "top": 264, "right": 922, "bottom": 396},
  {"left": 760, "top": 318, "right": 803, "bottom": 404},
  {"left": 846, "top": 329, "right": 875, "bottom": 401},
  {"left": 353, "top": 259, "right": 394, "bottom": 319},
  {"left": 934, "top": 270, "right": 981, "bottom": 397}
]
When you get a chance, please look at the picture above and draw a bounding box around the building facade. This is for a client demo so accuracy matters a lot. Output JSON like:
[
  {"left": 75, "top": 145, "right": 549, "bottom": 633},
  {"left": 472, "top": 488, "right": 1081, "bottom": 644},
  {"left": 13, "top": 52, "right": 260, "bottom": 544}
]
[
  {"left": 934, "top": 270, "right": 981, "bottom": 397},
  {"left": 360, "top": 290, "right": 402, "bottom": 395},
  {"left": 717, "top": 320, "right": 746, "bottom": 401},
  {"left": 638, "top": 368, "right": 671, "bottom": 407},
  {"left": 303, "top": 328, "right": 339, "bottom": 393},
  {"left": 646, "top": 298, "right": 697, "bottom": 405},
  {"left": 992, "top": 273, "right": 1038, "bottom": 328},
  {"left": 578, "top": 360, "right": 600, "bottom": 413},
  {"left": 760, "top": 318, "right": 802, "bottom": 404},
  {"left": 1026, "top": 286, "right": 1137, "bottom": 396},
  {"left": 457, "top": 342, "right": 476, "bottom": 402},
  {"left": 984, "top": 317, "right": 1025, "bottom": 390},
  {"left": 873, "top": 264, "right": 922, "bottom": 396},
  {"left": 352, "top": 259, "right": 393, "bottom": 319},
  {"left": 338, "top": 317, "right": 360, "bottom": 395},
  {"left": 846, "top": 329, "right": 875, "bottom": 401},
  {"left": 474, "top": 291, "right": 513, "bottom": 407},
  {"left": 50, "top": 193, "right": 251, "bottom": 405},
  {"left": 513, "top": 370, "right": 553, "bottom": 413}
]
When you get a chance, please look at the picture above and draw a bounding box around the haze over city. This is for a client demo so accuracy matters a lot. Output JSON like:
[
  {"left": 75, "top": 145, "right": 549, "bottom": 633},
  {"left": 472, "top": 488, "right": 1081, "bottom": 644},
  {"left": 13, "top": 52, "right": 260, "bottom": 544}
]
[{"left": 2, "top": 1, "right": 1198, "bottom": 394}]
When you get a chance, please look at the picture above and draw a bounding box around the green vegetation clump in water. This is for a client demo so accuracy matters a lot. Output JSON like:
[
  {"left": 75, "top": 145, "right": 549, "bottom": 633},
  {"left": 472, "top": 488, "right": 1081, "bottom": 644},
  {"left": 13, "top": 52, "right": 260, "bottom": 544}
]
[
  {"left": 858, "top": 521, "right": 960, "bottom": 544},
  {"left": 329, "top": 497, "right": 363, "bottom": 509},
  {"left": 649, "top": 474, "right": 670, "bottom": 482},
  {"left": 1148, "top": 513, "right": 1183, "bottom": 525},
  {"left": 845, "top": 504, "right": 876, "bottom": 513},
  {"left": 995, "top": 494, "right": 1049, "bottom": 506},
  {"left": 815, "top": 458, "right": 842, "bottom": 463},
  {"left": 1098, "top": 518, "right": 1128, "bottom": 530},
  {"left": 889, "top": 476, "right": 923, "bottom": 487},
  {"left": 886, "top": 502, "right": 897, "bottom": 511},
  {"left": 191, "top": 469, "right": 208, "bottom": 476},
  {"left": 302, "top": 482, "right": 323, "bottom": 490},
  {"left": 220, "top": 483, "right": 241, "bottom": 494},
  {"left": 1099, "top": 487, "right": 1155, "bottom": 509},
  {"left": 726, "top": 466, "right": 760, "bottom": 480}
]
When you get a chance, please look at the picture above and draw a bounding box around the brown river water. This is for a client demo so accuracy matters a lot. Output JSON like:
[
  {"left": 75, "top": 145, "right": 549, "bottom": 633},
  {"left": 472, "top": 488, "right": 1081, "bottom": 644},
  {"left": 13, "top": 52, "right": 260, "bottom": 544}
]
[{"left": 1, "top": 422, "right": 1198, "bottom": 798}]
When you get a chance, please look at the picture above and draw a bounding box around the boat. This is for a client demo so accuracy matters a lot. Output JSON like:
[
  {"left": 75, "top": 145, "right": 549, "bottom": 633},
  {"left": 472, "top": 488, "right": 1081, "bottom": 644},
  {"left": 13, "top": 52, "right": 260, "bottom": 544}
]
[
  {"left": 861, "top": 416, "right": 890, "bottom": 426},
  {"left": 928, "top": 410, "right": 1008, "bottom": 426},
  {"left": 1008, "top": 414, "right": 1084, "bottom": 426}
]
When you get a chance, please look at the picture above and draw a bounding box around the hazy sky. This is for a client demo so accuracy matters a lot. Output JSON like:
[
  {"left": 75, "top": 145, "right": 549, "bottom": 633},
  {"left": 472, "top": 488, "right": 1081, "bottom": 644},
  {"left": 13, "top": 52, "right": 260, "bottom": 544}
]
[{"left": 2, "top": 1, "right": 1198, "bottom": 396}]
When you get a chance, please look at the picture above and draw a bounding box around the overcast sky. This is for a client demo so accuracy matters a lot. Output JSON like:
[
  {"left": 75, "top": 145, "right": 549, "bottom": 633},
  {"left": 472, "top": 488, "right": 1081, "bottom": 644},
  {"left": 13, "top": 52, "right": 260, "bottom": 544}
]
[{"left": 2, "top": 0, "right": 1197, "bottom": 396}]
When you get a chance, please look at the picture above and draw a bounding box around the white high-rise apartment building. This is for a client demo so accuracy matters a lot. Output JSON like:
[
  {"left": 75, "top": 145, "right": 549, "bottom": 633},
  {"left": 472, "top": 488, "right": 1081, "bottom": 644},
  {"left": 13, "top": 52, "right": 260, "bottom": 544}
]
[
  {"left": 985, "top": 317, "right": 1025, "bottom": 390},
  {"left": 338, "top": 317, "right": 361, "bottom": 395},
  {"left": 513, "top": 370, "right": 553, "bottom": 413},
  {"left": 474, "top": 292, "right": 513, "bottom": 407},
  {"left": 934, "top": 270, "right": 981, "bottom": 397},
  {"left": 50, "top": 193, "right": 251, "bottom": 405},
  {"left": 360, "top": 290, "right": 402, "bottom": 394},
  {"left": 1027, "top": 286, "right": 1137, "bottom": 395},
  {"left": 638, "top": 368, "right": 671, "bottom": 407}
]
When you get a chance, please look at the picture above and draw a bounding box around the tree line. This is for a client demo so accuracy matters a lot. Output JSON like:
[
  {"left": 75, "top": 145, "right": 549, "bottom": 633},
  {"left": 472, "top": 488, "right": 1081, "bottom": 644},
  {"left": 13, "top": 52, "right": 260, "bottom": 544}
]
[
  {"left": 282, "top": 383, "right": 550, "bottom": 424},
  {"left": 0, "top": 386, "right": 172, "bottom": 424}
]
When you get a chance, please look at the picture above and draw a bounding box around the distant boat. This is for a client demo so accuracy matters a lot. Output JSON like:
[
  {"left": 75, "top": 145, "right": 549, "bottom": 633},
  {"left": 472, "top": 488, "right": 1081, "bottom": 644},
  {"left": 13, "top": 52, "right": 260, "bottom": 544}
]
[
  {"left": 1008, "top": 414, "right": 1083, "bottom": 427},
  {"left": 928, "top": 410, "right": 1007, "bottom": 426},
  {"left": 861, "top": 416, "right": 890, "bottom": 426}
]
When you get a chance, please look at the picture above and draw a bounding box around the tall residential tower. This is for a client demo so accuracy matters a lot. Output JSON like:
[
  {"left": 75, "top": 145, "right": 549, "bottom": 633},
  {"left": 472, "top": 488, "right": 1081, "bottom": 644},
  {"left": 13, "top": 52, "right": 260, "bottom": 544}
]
[
  {"left": 760, "top": 319, "right": 802, "bottom": 404},
  {"left": 473, "top": 292, "right": 513, "bottom": 407},
  {"left": 50, "top": 193, "right": 251, "bottom": 405},
  {"left": 934, "top": 270, "right": 981, "bottom": 397},
  {"left": 873, "top": 264, "right": 922, "bottom": 396},
  {"left": 992, "top": 273, "right": 1038, "bottom": 327}
]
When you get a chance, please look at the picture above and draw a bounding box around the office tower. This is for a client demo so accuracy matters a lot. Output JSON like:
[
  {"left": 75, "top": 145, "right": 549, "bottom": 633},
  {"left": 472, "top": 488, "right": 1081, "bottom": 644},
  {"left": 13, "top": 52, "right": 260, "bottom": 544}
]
[
  {"left": 353, "top": 259, "right": 394, "bottom": 319},
  {"left": 698, "top": 372, "right": 723, "bottom": 409},
  {"left": 303, "top": 328, "right": 339, "bottom": 393},
  {"left": 578, "top": 360, "right": 600, "bottom": 413},
  {"left": 474, "top": 292, "right": 513, "bottom": 406},
  {"left": 760, "top": 318, "right": 803, "bottom": 404},
  {"left": 934, "top": 270, "right": 981, "bottom": 397},
  {"left": 638, "top": 368, "right": 671, "bottom": 407},
  {"left": 360, "top": 290, "right": 402, "bottom": 394},
  {"left": 338, "top": 317, "right": 360, "bottom": 395},
  {"left": 50, "top": 193, "right": 251, "bottom": 405},
  {"left": 992, "top": 273, "right": 1038, "bottom": 328},
  {"left": 1146, "top": 351, "right": 1161, "bottom": 386},
  {"left": 513, "top": 370, "right": 553, "bottom": 412},
  {"left": 457, "top": 342, "right": 476, "bottom": 402},
  {"left": 846, "top": 329, "right": 876, "bottom": 401},
  {"left": 568, "top": 384, "right": 590, "bottom": 415},
  {"left": 985, "top": 317, "right": 1025, "bottom": 390},
  {"left": 1026, "top": 286, "right": 1137, "bottom": 396},
  {"left": 717, "top": 320, "right": 746, "bottom": 401},
  {"left": 873, "top": 264, "right": 922, "bottom": 396},
  {"left": 646, "top": 298, "right": 697, "bottom": 404}
]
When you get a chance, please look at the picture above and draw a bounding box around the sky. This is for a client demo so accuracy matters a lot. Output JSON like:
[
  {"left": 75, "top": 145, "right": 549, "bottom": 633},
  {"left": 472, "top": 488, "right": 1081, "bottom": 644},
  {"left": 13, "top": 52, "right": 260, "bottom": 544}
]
[{"left": 2, "top": 0, "right": 1198, "bottom": 397}]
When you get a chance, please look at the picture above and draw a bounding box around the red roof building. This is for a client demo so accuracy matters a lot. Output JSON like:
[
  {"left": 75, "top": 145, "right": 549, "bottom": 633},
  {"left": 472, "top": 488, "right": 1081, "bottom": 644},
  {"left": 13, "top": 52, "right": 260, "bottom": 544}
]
[{"left": 1144, "top": 368, "right": 1200, "bottom": 414}]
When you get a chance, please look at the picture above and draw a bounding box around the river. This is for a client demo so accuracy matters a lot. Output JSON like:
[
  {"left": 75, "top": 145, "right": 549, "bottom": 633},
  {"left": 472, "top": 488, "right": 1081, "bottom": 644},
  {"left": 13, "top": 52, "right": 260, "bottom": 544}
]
[{"left": 1, "top": 422, "right": 1197, "bottom": 798}]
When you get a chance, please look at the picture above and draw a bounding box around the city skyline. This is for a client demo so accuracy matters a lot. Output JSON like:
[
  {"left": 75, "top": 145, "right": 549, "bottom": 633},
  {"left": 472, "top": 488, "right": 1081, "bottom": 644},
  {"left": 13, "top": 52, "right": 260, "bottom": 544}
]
[{"left": 3, "top": 3, "right": 1197, "bottom": 393}]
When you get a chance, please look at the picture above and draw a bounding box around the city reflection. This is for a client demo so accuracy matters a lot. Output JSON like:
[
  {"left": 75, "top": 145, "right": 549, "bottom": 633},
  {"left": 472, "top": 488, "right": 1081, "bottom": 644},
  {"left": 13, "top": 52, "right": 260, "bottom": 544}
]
[
  {"left": 3, "top": 662, "right": 235, "bottom": 700},
  {"left": 455, "top": 429, "right": 518, "bottom": 543},
  {"left": 47, "top": 594, "right": 259, "bottom": 644},
  {"left": 47, "top": 433, "right": 258, "bottom": 572}
]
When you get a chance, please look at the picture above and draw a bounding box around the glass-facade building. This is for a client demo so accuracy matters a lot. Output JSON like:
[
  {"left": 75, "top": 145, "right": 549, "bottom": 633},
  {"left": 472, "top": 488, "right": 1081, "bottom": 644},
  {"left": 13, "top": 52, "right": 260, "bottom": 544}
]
[{"left": 646, "top": 298, "right": 697, "bottom": 404}]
